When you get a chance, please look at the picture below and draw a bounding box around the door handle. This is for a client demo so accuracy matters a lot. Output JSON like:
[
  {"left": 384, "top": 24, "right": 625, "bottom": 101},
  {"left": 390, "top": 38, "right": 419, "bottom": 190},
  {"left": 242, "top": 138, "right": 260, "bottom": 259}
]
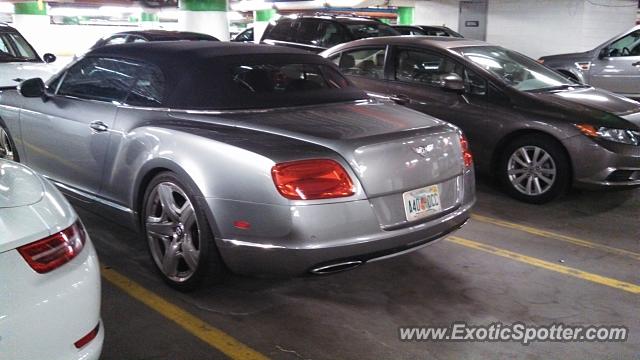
[
  {"left": 632, "top": 61, "right": 640, "bottom": 67},
  {"left": 390, "top": 94, "right": 410, "bottom": 105},
  {"left": 89, "top": 121, "right": 109, "bottom": 133}
]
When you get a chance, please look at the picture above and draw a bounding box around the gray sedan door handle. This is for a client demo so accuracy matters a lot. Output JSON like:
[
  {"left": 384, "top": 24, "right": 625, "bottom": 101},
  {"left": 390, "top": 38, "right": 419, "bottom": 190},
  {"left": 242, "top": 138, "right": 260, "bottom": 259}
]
[
  {"left": 632, "top": 61, "right": 640, "bottom": 67},
  {"left": 89, "top": 121, "right": 109, "bottom": 133}
]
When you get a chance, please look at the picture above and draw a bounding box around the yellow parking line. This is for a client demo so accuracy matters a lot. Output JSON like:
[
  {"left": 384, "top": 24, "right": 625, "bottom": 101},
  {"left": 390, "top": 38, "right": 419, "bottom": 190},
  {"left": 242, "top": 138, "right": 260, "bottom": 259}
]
[
  {"left": 472, "top": 214, "right": 640, "bottom": 261},
  {"left": 446, "top": 236, "right": 640, "bottom": 294},
  {"left": 101, "top": 266, "right": 270, "bottom": 360}
]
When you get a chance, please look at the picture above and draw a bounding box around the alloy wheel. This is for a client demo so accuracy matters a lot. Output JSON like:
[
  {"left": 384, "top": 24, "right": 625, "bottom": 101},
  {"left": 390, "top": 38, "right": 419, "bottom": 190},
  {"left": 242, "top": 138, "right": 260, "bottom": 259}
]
[
  {"left": 507, "top": 146, "right": 557, "bottom": 196},
  {"left": 0, "top": 128, "right": 14, "bottom": 161},
  {"left": 145, "top": 182, "right": 200, "bottom": 283}
]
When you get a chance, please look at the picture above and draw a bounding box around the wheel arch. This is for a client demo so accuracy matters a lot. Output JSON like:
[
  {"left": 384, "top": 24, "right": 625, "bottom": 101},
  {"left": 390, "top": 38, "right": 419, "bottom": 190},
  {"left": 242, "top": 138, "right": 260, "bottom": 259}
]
[
  {"left": 132, "top": 159, "right": 223, "bottom": 239},
  {"left": 491, "top": 129, "right": 574, "bottom": 181}
]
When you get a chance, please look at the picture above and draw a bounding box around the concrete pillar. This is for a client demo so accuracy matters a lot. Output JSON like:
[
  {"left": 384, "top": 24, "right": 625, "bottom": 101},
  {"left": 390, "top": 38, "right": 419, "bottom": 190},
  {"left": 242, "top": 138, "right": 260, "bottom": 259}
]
[
  {"left": 397, "top": 7, "right": 414, "bottom": 25},
  {"left": 12, "top": 1, "right": 50, "bottom": 55},
  {"left": 179, "top": 0, "right": 230, "bottom": 41},
  {"left": 414, "top": 0, "right": 460, "bottom": 30},
  {"left": 253, "top": 8, "right": 275, "bottom": 43},
  {"left": 140, "top": 12, "right": 160, "bottom": 29}
]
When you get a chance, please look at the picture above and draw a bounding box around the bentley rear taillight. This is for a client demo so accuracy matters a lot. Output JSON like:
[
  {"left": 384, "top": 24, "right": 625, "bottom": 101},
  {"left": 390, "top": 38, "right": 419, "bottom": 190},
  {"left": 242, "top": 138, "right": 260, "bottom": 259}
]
[
  {"left": 460, "top": 134, "right": 473, "bottom": 168},
  {"left": 18, "top": 221, "right": 86, "bottom": 274},
  {"left": 272, "top": 159, "right": 355, "bottom": 200}
]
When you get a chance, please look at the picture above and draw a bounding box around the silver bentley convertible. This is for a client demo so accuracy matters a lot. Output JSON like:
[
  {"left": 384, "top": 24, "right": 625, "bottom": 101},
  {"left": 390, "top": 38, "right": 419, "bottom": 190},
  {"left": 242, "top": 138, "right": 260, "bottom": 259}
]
[{"left": 0, "top": 42, "right": 475, "bottom": 290}]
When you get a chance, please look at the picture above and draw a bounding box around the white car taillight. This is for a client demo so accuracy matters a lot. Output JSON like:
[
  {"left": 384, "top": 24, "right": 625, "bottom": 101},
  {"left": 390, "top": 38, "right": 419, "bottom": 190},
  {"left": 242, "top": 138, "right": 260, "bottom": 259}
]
[{"left": 17, "top": 221, "right": 86, "bottom": 274}]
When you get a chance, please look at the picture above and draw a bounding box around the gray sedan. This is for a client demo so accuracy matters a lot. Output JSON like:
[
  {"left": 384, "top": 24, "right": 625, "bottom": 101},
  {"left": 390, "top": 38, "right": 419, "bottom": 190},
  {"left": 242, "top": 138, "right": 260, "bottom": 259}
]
[
  {"left": 0, "top": 42, "right": 475, "bottom": 290},
  {"left": 540, "top": 25, "right": 640, "bottom": 98},
  {"left": 321, "top": 36, "right": 640, "bottom": 203}
]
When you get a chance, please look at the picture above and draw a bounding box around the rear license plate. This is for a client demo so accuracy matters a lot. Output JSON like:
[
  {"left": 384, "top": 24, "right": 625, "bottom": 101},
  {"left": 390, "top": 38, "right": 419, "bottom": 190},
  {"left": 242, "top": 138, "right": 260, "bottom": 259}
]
[{"left": 403, "top": 185, "right": 442, "bottom": 221}]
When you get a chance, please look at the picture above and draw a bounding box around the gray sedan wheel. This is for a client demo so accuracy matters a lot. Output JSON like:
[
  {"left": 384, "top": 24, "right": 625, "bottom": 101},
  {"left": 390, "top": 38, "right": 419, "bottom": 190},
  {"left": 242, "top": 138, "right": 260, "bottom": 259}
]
[
  {"left": 500, "top": 135, "right": 569, "bottom": 204},
  {"left": 142, "top": 172, "right": 224, "bottom": 291},
  {"left": 507, "top": 146, "right": 557, "bottom": 196},
  {"left": 0, "top": 126, "right": 16, "bottom": 161}
]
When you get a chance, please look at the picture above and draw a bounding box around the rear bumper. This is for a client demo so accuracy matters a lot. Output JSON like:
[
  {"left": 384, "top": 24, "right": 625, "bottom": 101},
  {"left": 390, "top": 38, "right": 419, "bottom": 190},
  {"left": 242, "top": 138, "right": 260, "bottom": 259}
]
[
  {"left": 563, "top": 135, "right": 640, "bottom": 189},
  {"left": 0, "top": 240, "right": 103, "bottom": 360},
  {"left": 213, "top": 193, "right": 474, "bottom": 276}
]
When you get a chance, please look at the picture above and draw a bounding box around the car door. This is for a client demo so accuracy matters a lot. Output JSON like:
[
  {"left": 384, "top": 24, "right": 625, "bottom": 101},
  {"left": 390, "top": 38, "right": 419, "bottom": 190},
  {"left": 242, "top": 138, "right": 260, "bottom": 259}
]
[
  {"left": 385, "top": 46, "right": 490, "bottom": 159},
  {"left": 328, "top": 46, "right": 391, "bottom": 100},
  {"left": 18, "top": 56, "right": 139, "bottom": 195},
  {"left": 590, "top": 29, "right": 640, "bottom": 97}
]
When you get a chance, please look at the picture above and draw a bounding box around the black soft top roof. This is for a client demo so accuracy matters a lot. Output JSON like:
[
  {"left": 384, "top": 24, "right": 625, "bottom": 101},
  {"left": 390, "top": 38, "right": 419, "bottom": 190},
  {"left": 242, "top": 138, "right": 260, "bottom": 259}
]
[
  {"left": 86, "top": 41, "right": 365, "bottom": 110},
  {"left": 88, "top": 41, "right": 318, "bottom": 67},
  {"left": 113, "top": 30, "right": 218, "bottom": 41}
]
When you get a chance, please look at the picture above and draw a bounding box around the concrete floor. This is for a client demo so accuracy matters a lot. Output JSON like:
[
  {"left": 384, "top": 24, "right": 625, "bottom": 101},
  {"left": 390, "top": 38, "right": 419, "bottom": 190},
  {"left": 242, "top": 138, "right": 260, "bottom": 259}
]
[{"left": 79, "top": 180, "right": 639, "bottom": 360}]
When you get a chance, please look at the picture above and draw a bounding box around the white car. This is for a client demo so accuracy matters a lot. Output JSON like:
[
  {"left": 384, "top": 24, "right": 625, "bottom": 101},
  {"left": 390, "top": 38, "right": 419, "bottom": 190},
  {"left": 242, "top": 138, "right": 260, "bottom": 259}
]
[
  {"left": 0, "top": 159, "right": 103, "bottom": 359},
  {"left": 0, "top": 23, "right": 57, "bottom": 89}
]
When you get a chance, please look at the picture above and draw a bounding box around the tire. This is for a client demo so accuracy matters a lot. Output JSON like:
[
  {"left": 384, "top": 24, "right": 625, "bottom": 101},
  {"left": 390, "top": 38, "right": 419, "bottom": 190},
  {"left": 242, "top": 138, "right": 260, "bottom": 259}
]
[
  {"left": 142, "top": 171, "right": 224, "bottom": 291},
  {"left": 0, "top": 123, "right": 19, "bottom": 162},
  {"left": 498, "top": 135, "right": 570, "bottom": 204}
]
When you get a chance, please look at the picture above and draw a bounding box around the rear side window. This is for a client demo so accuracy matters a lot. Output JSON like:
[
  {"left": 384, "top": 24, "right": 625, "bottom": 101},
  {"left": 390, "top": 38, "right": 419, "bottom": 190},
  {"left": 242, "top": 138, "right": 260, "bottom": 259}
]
[
  {"left": 423, "top": 28, "right": 449, "bottom": 36},
  {"left": 395, "top": 49, "right": 462, "bottom": 86},
  {"left": 232, "top": 63, "right": 348, "bottom": 94},
  {"left": 104, "top": 35, "right": 128, "bottom": 46},
  {"left": 345, "top": 22, "right": 398, "bottom": 40},
  {"left": 338, "top": 47, "right": 386, "bottom": 79},
  {"left": 265, "top": 19, "right": 295, "bottom": 41},
  {"left": 57, "top": 57, "right": 138, "bottom": 103},
  {"left": 125, "top": 64, "right": 165, "bottom": 107}
]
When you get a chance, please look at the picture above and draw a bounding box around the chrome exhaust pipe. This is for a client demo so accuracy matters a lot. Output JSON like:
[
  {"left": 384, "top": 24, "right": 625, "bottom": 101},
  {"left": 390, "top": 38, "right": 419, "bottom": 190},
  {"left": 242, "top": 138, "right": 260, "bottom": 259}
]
[{"left": 310, "top": 260, "right": 363, "bottom": 275}]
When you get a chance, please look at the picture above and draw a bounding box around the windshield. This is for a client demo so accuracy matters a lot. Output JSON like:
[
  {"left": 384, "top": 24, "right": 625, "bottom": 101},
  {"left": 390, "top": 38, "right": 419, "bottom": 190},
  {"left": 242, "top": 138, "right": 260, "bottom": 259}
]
[
  {"left": 0, "top": 32, "right": 39, "bottom": 62},
  {"left": 453, "top": 46, "right": 579, "bottom": 91},
  {"left": 345, "top": 22, "right": 399, "bottom": 40}
]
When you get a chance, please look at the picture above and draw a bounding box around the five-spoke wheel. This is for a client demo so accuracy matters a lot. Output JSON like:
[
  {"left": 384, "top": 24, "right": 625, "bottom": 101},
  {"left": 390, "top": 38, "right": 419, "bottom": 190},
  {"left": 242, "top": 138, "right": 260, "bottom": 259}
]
[{"left": 142, "top": 172, "right": 223, "bottom": 291}]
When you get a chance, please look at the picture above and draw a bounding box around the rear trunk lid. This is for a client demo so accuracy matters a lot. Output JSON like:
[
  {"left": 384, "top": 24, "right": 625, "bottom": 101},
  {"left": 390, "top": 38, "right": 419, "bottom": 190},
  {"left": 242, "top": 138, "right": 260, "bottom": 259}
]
[{"left": 172, "top": 101, "right": 466, "bottom": 228}]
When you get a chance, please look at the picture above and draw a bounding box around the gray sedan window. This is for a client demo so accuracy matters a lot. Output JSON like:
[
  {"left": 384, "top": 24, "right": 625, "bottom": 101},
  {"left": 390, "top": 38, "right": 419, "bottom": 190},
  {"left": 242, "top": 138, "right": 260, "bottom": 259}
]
[
  {"left": 396, "top": 49, "right": 462, "bottom": 86},
  {"left": 338, "top": 48, "right": 386, "bottom": 79},
  {"left": 57, "top": 57, "right": 138, "bottom": 103}
]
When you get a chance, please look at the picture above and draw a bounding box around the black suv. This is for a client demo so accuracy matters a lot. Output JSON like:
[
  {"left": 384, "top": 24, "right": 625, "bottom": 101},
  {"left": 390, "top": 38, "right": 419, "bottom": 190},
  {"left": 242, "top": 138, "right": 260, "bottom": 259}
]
[{"left": 261, "top": 14, "right": 399, "bottom": 53}]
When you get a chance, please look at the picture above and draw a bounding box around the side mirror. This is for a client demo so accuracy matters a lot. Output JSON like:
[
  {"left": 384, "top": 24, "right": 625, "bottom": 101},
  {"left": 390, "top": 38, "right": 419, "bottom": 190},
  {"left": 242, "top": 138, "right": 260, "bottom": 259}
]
[
  {"left": 598, "top": 47, "right": 609, "bottom": 59},
  {"left": 18, "top": 78, "right": 45, "bottom": 98},
  {"left": 43, "top": 53, "right": 56, "bottom": 63},
  {"left": 440, "top": 73, "right": 465, "bottom": 92}
]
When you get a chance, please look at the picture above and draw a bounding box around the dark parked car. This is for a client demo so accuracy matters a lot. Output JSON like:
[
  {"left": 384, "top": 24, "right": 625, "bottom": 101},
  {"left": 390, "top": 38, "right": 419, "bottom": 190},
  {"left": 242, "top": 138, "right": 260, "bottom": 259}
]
[
  {"left": 261, "top": 14, "right": 400, "bottom": 53},
  {"left": 89, "top": 30, "right": 218, "bottom": 50},
  {"left": 539, "top": 25, "right": 640, "bottom": 98},
  {"left": 0, "top": 42, "right": 474, "bottom": 290},
  {"left": 322, "top": 37, "right": 640, "bottom": 203},
  {"left": 231, "top": 27, "right": 254, "bottom": 42},
  {"left": 393, "top": 25, "right": 463, "bottom": 38}
]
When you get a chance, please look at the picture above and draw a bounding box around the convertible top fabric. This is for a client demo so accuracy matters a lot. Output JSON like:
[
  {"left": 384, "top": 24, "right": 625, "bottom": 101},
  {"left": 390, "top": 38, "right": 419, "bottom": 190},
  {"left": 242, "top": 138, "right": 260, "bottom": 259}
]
[{"left": 87, "top": 42, "right": 366, "bottom": 109}]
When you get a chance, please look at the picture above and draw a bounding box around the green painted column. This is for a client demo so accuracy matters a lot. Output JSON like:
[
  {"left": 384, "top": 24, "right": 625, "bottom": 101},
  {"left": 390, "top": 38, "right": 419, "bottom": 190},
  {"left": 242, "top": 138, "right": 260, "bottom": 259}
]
[
  {"left": 179, "top": 0, "right": 229, "bottom": 40},
  {"left": 397, "top": 7, "right": 414, "bottom": 25},
  {"left": 253, "top": 8, "right": 276, "bottom": 44},
  {"left": 180, "top": 0, "right": 227, "bottom": 12},
  {"left": 14, "top": 1, "right": 47, "bottom": 15},
  {"left": 13, "top": 1, "right": 50, "bottom": 56},
  {"left": 254, "top": 9, "right": 275, "bottom": 22},
  {"left": 141, "top": 12, "right": 159, "bottom": 22}
]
